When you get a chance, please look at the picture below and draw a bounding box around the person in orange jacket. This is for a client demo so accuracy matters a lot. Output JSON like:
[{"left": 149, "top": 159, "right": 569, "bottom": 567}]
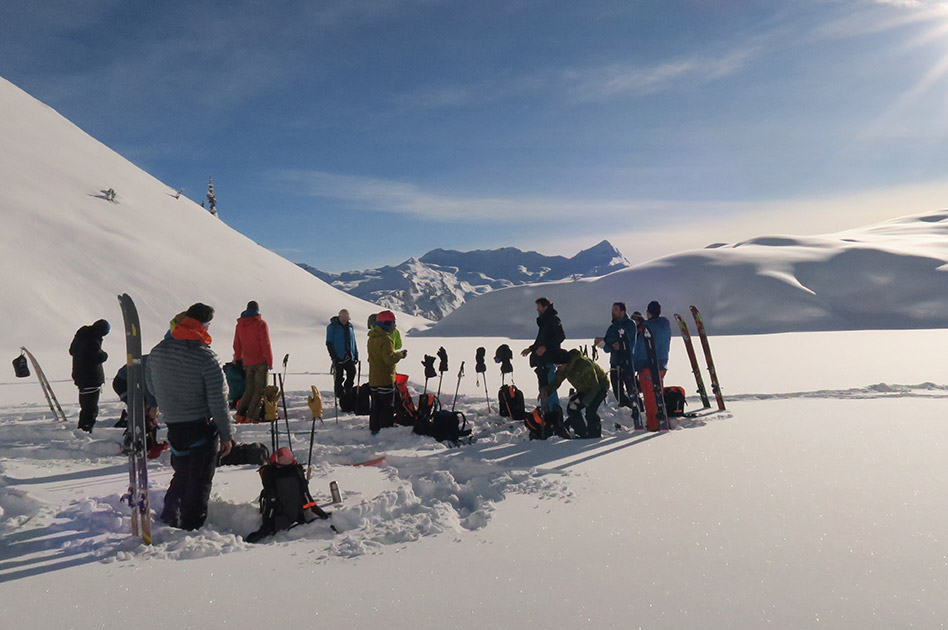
[{"left": 233, "top": 300, "right": 273, "bottom": 423}]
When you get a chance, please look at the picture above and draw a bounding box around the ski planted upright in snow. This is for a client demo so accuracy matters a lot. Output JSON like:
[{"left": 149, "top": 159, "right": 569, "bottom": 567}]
[
  {"left": 117, "top": 293, "right": 152, "bottom": 545},
  {"left": 689, "top": 305, "right": 725, "bottom": 411},
  {"left": 673, "top": 314, "right": 711, "bottom": 409},
  {"left": 642, "top": 325, "right": 670, "bottom": 431}
]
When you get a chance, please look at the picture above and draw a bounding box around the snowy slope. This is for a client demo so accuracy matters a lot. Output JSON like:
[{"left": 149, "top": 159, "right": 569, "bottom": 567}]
[
  {"left": 0, "top": 76, "right": 426, "bottom": 383},
  {"left": 425, "top": 210, "right": 948, "bottom": 337},
  {"left": 301, "top": 240, "right": 630, "bottom": 320}
]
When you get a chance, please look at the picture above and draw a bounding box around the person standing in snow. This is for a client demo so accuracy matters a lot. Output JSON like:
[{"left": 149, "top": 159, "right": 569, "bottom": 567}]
[
  {"left": 326, "top": 309, "right": 358, "bottom": 401},
  {"left": 632, "top": 301, "right": 672, "bottom": 431},
  {"left": 145, "top": 303, "right": 234, "bottom": 531},
  {"left": 594, "top": 301, "right": 642, "bottom": 429},
  {"left": 545, "top": 348, "right": 610, "bottom": 439},
  {"left": 233, "top": 301, "right": 273, "bottom": 424},
  {"left": 521, "top": 297, "right": 566, "bottom": 413},
  {"left": 69, "top": 319, "right": 110, "bottom": 432},
  {"left": 367, "top": 310, "right": 407, "bottom": 434}
]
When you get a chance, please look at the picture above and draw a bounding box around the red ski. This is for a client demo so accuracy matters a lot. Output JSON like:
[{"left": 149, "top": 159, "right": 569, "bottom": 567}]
[{"left": 689, "top": 306, "right": 725, "bottom": 411}]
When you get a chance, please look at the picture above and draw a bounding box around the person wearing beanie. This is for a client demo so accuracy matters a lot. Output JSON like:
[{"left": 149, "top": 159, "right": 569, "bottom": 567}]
[
  {"left": 367, "top": 310, "right": 407, "bottom": 434},
  {"left": 232, "top": 300, "right": 273, "bottom": 424},
  {"left": 632, "top": 300, "right": 672, "bottom": 431},
  {"left": 327, "top": 309, "right": 359, "bottom": 404},
  {"left": 521, "top": 297, "right": 566, "bottom": 414},
  {"left": 545, "top": 348, "right": 610, "bottom": 439},
  {"left": 69, "top": 318, "right": 110, "bottom": 432},
  {"left": 146, "top": 303, "right": 234, "bottom": 531}
]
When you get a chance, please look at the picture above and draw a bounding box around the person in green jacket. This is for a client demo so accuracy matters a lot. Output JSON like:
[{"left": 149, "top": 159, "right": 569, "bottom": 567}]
[
  {"left": 366, "top": 310, "right": 407, "bottom": 434},
  {"left": 368, "top": 312, "right": 402, "bottom": 350},
  {"left": 545, "top": 348, "right": 610, "bottom": 438}
]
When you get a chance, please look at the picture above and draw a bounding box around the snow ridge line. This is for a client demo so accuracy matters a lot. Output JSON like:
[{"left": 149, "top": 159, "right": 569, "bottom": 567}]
[{"left": 723, "top": 382, "right": 948, "bottom": 402}]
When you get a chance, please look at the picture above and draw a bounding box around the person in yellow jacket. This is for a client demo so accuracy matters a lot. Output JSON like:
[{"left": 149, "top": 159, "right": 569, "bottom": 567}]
[
  {"left": 545, "top": 348, "right": 610, "bottom": 438},
  {"left": 366, "top": 310, "right": 407, "bottom": 434}
]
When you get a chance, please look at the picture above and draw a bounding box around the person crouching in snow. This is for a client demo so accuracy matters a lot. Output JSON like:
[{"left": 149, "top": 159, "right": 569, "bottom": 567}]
[
  {"left": 545, "top": 348, "right": 610, "bottom": 439},
  {"left": 367, "top": 310, "right": 407, "bottom": 435},
  {"left": 146, "top": 303, "right": 234, "bottom": 531}
]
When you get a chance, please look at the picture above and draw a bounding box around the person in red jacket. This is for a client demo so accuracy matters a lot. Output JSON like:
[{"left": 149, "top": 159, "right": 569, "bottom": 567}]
[{"left": 233, "top": 301, "right": 273, "bottom": 423}]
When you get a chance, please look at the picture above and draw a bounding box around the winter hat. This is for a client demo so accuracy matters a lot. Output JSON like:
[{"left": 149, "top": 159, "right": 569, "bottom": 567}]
[
  {"left": 92, "top": 319, "right": 111, "bottom": 336},
  {"left": 247, "top": 300, "right": 259, "bottom": 312},
  {"left": 185, "top": 303, "right": 215, "bottom": 324},
  {"left": 630, "top": 311, "right": 645, "bottom": 323},
  {"left": 376, "top": 310, "right": 396, "bottom": 323},
  {"left": 647, "top": 301, "right": 661, "bottom": 317}
]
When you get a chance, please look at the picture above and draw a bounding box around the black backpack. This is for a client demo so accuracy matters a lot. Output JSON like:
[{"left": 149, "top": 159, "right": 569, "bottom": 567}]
[
  {"left": 431, "top": 410, "right": 472, "bottom": 445},
  {"left": 354, "top": 384, "right": 371, "bottom": 416},
  {"left": 338, "top": 386, "right": 356, "bottom": 413},
  {"left": 246, "top": 459, "right": 330, "bottom": 543},
  {"left": 219, "top": 442, "right": 270, "bottom": 467},
  {"left": 663, "top": 386, "right": 687, "bottom": 417},
  {"left": 498, "top": 385, "right": 527, "bottom": 420},
  {"left": 525, "top": 405, "right": 567, "bottom": 440},
  {"left": 413, "top": 393, "right": 440, "bottom": 436},
  {"left": 12, "top": 353, "right": 29, "bottom": 378}
]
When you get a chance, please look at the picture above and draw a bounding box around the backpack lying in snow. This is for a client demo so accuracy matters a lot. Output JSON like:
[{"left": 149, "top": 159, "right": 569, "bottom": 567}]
[
  {"left": 394, "top": 374, "right": 417, "bottom": 426},
  {"left": 218, "top": 442, "right": 269, "bottom": 467},
  {"left": 431, "top": 410, "right": 472, "bottom": 445},
  {"left": 663, "top": 386, "right": 687, "bottom": 417},
  {"left": 245, "top": 448, "right": 331, "bottom": 543},
  {"left": 525, "top": 405, "right": 566, "bottom": 440},
  {"left": 414, "top": 393, "right": 439, "bottom": 435}
]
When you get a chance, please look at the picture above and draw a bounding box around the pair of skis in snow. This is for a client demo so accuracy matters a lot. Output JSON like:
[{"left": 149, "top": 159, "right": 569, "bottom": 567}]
[
  {"left": 674, "top": 305, "right": 726, "bottom": 414},
  {"left": 118, "top": 293, "right": 152, "bottom": 545}
]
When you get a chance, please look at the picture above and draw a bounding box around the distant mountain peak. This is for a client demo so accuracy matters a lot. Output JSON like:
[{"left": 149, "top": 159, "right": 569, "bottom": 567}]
[{"left": 301, "top": 241, "right": 631, "bottom": 320}]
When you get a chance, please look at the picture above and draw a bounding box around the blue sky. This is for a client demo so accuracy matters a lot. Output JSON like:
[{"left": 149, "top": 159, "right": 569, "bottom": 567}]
[{"left": 3, "top": 0, "right": 948, "bottom": 271}]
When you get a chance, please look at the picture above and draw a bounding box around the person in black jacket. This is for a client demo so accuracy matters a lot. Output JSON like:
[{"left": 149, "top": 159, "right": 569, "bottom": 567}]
[
  {"left": 69, "top": 319, "right": 110, "bottom": 432},
  {"left": 521, "top": 297, "right": 566, "bottom": 413}
]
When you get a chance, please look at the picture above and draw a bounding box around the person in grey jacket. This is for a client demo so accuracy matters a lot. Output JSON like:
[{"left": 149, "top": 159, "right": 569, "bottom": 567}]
[{"left": 146, "top": 303, "right": 234, "bottom": 531}]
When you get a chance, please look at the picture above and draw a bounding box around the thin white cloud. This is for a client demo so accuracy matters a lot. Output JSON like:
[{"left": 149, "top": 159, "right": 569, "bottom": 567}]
[
  {"left": 276, "top": 169, "right": 658, "bottom": 222},
  {"left": 562, "top": 48, "right": 756, "bottom": 102}
]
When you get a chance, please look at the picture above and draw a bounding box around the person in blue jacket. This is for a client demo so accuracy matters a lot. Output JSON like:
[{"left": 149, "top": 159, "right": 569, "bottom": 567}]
[
  {"left": 633, "top": 301, "right": 672, "bottom": 431},
  {"left": 595, "top": 302, "right": 643, "bottom": 428},
  {"left": 326, "top": 309, "right": 359, "bottom": 400}
]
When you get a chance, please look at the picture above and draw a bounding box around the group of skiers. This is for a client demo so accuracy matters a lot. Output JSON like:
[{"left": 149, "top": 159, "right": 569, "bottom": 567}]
[
  {"left": 66, "top": 295, "right": 670, "bottom": 531},
  {"left": 520, "top": 297, "right": 671, "bottom": 439}
]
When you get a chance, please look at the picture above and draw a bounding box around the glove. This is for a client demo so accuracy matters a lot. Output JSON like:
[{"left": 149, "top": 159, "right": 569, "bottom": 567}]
[
  {"left": 307, "top": 386, "right": 323, "bottom": 418},
  {"left": 422, "top": 355, "right": 437, "bottom": 379},
  {"left": 437, "top": 347, "right": 448, "bottom": 373},
  {"left": 475, "top": 347, "right": 486, "bottom": 373},
  {"left": 494, "top": 344, "right": 514, "bottom": 374}
]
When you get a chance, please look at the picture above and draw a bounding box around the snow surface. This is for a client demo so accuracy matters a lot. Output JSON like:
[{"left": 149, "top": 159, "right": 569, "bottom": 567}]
[{"left": 4, "top": 332, "right": 948, "bottom": 630}]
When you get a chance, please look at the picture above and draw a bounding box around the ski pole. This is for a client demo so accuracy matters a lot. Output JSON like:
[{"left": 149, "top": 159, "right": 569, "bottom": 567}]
[
  {"left": 278, "top": 372, "right": 293, "bottom": 453},
  {"left": 452, "top": 361, "right": 465, "bottom": 412}
]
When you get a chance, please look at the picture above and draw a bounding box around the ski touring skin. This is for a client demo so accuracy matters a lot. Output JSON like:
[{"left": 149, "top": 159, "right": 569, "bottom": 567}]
[
  {"left": 642, "top": 325, "right": 670, "bottom": 432},
  {"left": 19, "top": 346, "right": 68, "bottom": 422},
  {"left": 689, "top": 305, "right": 725, "bottom": 411},
  {"left": 673, "top": 315, "right": 711, "bottom": 410},
  {"left": 118, "top": 293, "right": 152, "bottom": 545}
]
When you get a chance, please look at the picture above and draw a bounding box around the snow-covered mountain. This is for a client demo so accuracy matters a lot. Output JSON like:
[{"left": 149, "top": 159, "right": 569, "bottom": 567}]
[
  {"left": 0, "top": 76, "right": 426, "bottom": 379},
  {"left": 300, "top": 240, "right": 630, "bottom": 320},
  {"left": 423, "top": 210, "right": 948, "bottom": 338}
]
